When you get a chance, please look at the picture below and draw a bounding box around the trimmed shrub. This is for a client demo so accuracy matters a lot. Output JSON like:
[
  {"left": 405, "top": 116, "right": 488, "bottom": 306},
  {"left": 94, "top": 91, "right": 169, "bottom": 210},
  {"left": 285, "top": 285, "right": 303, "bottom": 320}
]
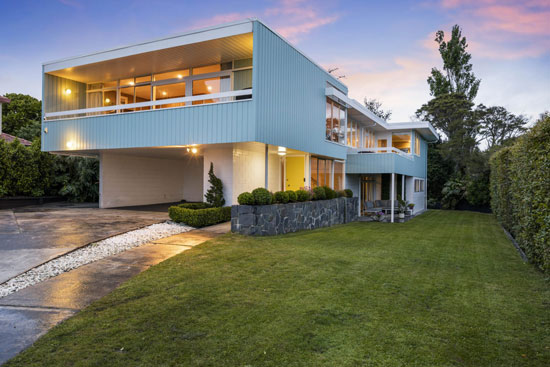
[
  {"left": 237, "top": 192, "right": 255, "bottom": 205},
  {"left": 344, "top": 189, "right": 353, "bottom": 198},
  {"left": 169, "top": 205, "right": 231, "bottom": 228},
  {"left": 336, "top": 190, "right": 346, "bottom": 198},
  {"left": 490, "top": 113, "right": 550, "bottom": 273},
  {"left": 312, "top": 186, "right": 326, "bottom": 200},
  {"left": 295, "top": 189, "right": 311, "bottom": 202},
  {"left": 204, "top": 162, "right": 225, "bottom": 207},
  {"left": 178, "top": 202, "right": 212, "bottom": 209},
  {"left": 252, "top": 187, "right": 272, "bottom": 205},
  {"left": 287, "top": 190, "right": 297, "bottom": 202},
  {"left": 273, "top": 191, "right": 289, "bottom": 204},
  {"left": 323, "top": 186, "right": 337, "bottom": 199}
]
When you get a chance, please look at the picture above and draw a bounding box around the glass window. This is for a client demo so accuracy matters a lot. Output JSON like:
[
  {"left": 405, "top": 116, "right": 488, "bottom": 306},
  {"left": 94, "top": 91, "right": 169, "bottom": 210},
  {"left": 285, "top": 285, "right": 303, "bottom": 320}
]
[
  {"left": 415, "top": 135, "right": 421, "bottom": 156},
  {"left": 347, "top": 120, "right": 352, "bottom": 145},
  {"left": 154, "top": 82, "right": 186, "bottom": 108},
  {"left": 311, "top": 157, "right": 319, "bottom": 188},
  {"left": 136, "top": 75, "right": 151, "bottom": 84},
  {"left": 192, "top": 76, "right": 230, "bottom": 105},
  {"left": 154, "top": 70, "right": 189, "bottom": 81},
  {"left": 392, "top": 133, "right": 411, "bottom": 153},
  {"left": 415, "top": 179, "right": 424, "bottom": 192},
  {"left": 103, "top": 90, "right": 116, "bottom": 106},
  {"left": 326, "top": 100, "right": 332, "bottom": 141},
  {"left": 354, "top": 122, "right": 359, "bottom": 147},
  {"left": 325, "top": 160, "right": 332, "bottom": 188},
  {"left": 103, "top": 81, "right": 117, "bottom": 89},
  {"left": 234, "top": 58, "right": 252, "bottom": 68},
  {"left": 334, "top": 161, "right": 344, "bottom": 191},
  {"left": 378, "top": 139, "right": 387, "bottom": 149},
  {"left": 193, "top": 64, "right": 221, "bottom": 75},
  {"left": 120, "top": 78, "right": 135, "bottom": 87},
  {"left": 134, "top": 85, "right": 151, "bottom": 110},
  {"left": 331, "top": 103, "right": 340, "bottom": 142}
]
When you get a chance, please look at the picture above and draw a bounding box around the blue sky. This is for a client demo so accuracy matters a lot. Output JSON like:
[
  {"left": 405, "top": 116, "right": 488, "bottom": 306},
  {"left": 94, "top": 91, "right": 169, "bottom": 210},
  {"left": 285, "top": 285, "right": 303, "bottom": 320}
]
[{"left": 1, "top": 0, "right": 548, "bottom": 122}]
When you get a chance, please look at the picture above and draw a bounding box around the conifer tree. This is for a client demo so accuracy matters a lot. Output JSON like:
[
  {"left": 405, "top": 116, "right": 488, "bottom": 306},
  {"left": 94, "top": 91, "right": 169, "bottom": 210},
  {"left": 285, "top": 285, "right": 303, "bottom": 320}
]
[{"left": 204, "top": 162, "right": 225, "bottom": 207}]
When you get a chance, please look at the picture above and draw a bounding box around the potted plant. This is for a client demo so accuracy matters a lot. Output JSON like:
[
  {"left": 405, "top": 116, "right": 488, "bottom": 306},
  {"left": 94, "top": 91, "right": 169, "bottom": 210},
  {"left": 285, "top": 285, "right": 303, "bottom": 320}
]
[
  {"left": 397, "top": 196, "right": 407, "bottom": 219},
  {"left": 407, "top": 203, "right": 415, "bottom": 215},
  {"left": 371, "top": 211, "right": 385, "bottom": 222}
]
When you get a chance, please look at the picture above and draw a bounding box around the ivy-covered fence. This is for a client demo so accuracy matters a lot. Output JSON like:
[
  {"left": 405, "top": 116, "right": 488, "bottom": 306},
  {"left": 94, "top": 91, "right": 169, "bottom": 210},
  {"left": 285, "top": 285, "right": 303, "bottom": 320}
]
[{"left": 489, "top": 113, "right": 550, "bottom": 273}]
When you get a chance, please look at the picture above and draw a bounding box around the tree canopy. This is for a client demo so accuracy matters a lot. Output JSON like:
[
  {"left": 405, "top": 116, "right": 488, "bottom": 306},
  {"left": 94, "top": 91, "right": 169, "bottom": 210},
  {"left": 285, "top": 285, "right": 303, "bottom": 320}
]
[
  {"left": 364, "top": 97, "right": 392, "bottom": 121},
  {"left": 427, "top": 25, "right": 481, "bottom": 101},
  {"left": 1, "top": 93, "right": 41, "bottom": 137}
]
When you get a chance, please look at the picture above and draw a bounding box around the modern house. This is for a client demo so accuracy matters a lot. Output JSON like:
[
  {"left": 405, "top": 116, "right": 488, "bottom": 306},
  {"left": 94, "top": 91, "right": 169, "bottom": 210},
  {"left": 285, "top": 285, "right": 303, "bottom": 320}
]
[{"left": 41, "top": 18, "right": 438, "bottom": 221}]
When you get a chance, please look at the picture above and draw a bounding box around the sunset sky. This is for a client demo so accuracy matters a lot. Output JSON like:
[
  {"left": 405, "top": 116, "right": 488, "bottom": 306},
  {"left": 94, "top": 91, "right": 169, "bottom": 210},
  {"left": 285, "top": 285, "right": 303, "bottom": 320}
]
[{"left": 1, "top": 0, "right": 548, "bottom": 122}]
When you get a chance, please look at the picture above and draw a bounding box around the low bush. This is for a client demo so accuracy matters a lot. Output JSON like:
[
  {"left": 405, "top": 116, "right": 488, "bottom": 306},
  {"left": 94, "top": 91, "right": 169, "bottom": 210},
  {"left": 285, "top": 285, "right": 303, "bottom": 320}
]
[
  {"left": 178, "top": 202, "right": 212, "bottom": 209},
  {"left": 273, "top": 191, "right": 289, "bottom": 204},
  {"left": 323, "top": 186, "right": 337, "bottom": 199},
  {"left": 295, "top": 189, "right": 311, "bottom": 202},
  {"left": 169, "top": 205, "right": 231, "bottom": 228},
  {"left": 344, "top": 189, "right": 353, "bottom": 198},
  {"left": 237, "top": 192, "right": 254, "bottom": 205},
  {"left": 252, "top": 187, "right": 272, "bottom": 205},
  {"left": 336, "top": 190, "right": 346, "bottom": 198},
  {"left": 312, "top": 186, "right": 326, "bottom": 200},
  {"left": 287, "top": 190, "right": 297, "bottom": 202}
]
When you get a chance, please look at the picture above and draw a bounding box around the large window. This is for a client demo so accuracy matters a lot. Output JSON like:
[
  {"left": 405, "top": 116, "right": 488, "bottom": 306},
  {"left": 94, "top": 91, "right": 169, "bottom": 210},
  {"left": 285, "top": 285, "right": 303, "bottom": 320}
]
[
  {"left": 392, "top": 133, "right": 411, "bottom": 153},
  {"left": 84, "top": 59, "right": 252, "bottom": 115},
  {"left": 415, "top": 134, "right": 421, "bottom": 156},
  {"left": 334, "top": 161, "right": 344, "bottom": 190},
  {"left": 326, "top": 98, "right": 346, "bottom": 144},
  {"left": 311, "top": 157, "right": 343, "bottom": 190},
  {"left": 414, "top": 179, "right": 425, "bottom": 192}
]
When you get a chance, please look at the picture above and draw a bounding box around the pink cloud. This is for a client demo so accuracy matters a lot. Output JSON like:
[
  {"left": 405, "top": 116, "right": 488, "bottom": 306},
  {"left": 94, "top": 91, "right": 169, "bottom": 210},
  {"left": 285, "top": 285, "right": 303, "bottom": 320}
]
[{"left": 188, "top": 0, "right": 339, "bottom": 43}]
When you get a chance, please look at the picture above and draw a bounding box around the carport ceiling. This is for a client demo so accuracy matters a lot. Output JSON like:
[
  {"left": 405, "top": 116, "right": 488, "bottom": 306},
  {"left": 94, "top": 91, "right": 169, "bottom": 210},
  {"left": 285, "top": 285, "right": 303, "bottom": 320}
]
[{"left": 47, "top": 33, "right": 253, "bottom": 83}]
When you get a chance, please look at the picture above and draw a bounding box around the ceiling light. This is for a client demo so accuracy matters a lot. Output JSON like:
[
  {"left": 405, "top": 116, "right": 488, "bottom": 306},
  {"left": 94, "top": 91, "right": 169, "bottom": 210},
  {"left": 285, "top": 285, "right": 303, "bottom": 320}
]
[
  {"left": 129, "top": 81, "right": 135, "bottom": 86},
  {"left": 278, "top": 152, "right": 286, "bottom": 156},
  {"left": 177, "top": 74, "right": 183, "bottom": 79},
  {"left": 207, "top": 86, "right": 212, "bottom": 91},
  {"left": 162, "top": 91, "right": 167, "bottom": 96},
  {"left": 105, "top": 98, "right": 110, "bottom": 103},
  {"left": 191, "top": 148, "right": 198, "bottom": 154},
  {"left": 278, "top": 146, "right": 287, "bottom": 152},
  {"left": 65, "top": 88, "right": 72, "bottom": 95}
]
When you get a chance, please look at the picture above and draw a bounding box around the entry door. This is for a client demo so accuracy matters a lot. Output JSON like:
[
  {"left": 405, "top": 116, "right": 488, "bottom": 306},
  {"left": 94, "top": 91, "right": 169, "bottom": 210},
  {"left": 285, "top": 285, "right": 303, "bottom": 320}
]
[{"left": 286, "top": 156, "right": 305, "bottom": 191}]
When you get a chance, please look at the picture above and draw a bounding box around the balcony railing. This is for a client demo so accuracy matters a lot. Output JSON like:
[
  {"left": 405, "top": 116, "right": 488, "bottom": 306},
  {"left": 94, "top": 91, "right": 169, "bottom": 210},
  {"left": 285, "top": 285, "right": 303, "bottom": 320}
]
[
  {"left": 44, "top": 90, "right": 252, "bottom": 120},
  {"left": 357, "top": 147, "right": 413, "bottom": 160}
]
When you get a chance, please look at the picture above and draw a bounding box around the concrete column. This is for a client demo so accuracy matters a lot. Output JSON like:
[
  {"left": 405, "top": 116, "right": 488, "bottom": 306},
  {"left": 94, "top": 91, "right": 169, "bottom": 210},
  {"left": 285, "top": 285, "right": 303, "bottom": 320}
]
[
  {"left": 401, "top": 174, "right": 405, "bottom": 200},
  {"left": 264, "top": 144, "right": 268, "bottom": 189},
  {"left": 391, "top": 173, "right": 395, "bottom": 223}
]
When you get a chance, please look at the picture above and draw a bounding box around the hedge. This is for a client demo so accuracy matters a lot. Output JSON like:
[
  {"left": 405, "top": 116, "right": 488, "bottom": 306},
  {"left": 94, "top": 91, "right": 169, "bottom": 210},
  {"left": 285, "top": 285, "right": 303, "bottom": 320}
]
[
  {"left": 489, "top": 113, "right": 550, "bottom": 273},
  {"left": 169, "top": 205, "right": 231, "bottom": 228}
]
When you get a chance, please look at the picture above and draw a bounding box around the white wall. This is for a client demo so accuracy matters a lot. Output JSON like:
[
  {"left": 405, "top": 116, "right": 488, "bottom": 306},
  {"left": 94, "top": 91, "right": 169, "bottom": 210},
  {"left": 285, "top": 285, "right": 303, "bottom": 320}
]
[
  {"left": 203, "top": 146, "right": 234, "bottom": 206},
  {"left": 233, "top": 142, "right": 265, "bottom": 204},
  {"left": 100, "top": 152, "right": 188, "bottom": 208},
  {"left": 182, "top": 156, "right": 204, "bottom": 202},
  {"left": 407, "top": 176, "right": 426, "bottom": 213},
  {"left": 267, "top": 152, "right": 282, "bottom": 192}
]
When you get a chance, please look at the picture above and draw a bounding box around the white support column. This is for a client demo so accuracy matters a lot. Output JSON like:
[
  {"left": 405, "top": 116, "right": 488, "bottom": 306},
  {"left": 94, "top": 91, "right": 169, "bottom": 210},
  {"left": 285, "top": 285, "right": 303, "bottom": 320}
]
[
  {"left": 401, "top": 174, "right": 405, "bottom": 200},
  {"left": 264, "top": 144, "right": 268, "bottom": 189},
  {"left": 391, "top": 173, "right": 395, "bottom": 223}
]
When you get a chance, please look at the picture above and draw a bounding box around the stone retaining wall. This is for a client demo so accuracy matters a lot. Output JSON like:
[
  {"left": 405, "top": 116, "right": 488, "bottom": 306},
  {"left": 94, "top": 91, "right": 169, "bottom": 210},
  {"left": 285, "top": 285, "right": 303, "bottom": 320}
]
[{"left": 231, "top": 197, "right": 358, "bottom": 236}]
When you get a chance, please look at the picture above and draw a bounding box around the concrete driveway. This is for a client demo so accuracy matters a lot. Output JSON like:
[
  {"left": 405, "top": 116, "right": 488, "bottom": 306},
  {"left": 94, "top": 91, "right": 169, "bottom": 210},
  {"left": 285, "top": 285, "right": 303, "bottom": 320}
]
[{"left": 0, "top": 202, "right": 170, "bottom": 284}]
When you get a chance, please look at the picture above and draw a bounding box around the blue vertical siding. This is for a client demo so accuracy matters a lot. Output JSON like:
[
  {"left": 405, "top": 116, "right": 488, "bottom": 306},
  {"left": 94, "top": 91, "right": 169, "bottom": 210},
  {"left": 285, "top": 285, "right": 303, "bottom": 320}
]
[
  {"left": 43, "top": 74, "right": 86, "bottom": 113},
  {"left": 42, "top": 100, "right": 255, "bottom": 151},
  {"left": 253, "top": 22, "right": 348, "bottom": 160}
]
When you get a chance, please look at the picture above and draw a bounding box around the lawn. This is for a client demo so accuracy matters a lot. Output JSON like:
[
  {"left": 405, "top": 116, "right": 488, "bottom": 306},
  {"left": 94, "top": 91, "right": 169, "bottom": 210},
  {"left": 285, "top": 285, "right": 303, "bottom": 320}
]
[{"left": 6, "top": 210, "right": 549, "bottom": 366}]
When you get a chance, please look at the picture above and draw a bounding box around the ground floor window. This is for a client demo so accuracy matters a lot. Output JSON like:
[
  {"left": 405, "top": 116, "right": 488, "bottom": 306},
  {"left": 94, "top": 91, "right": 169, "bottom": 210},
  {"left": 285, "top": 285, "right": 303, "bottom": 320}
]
[
  {"left": 334, "top": 161, "right": 344, "bottom": 190},
  {"left": 310, "top": 157, "right": 344, "bottom": 190},
  {"left": 414, "top": 179, "right": 425, "bottom": 192}
]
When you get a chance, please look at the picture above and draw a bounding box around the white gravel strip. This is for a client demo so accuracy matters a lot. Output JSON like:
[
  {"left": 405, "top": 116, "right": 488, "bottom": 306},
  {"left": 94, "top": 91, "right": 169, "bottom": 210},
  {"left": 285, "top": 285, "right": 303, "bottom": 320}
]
[{"left": 0, "top": 221, "right": 193, "bottom": 298}]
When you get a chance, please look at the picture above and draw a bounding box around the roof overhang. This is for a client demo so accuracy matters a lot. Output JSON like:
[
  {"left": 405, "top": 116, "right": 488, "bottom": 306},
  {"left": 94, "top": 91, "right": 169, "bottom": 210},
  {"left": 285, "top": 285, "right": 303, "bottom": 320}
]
[{"left": 326, "top": 87, "right": 439, "bottom": 141}]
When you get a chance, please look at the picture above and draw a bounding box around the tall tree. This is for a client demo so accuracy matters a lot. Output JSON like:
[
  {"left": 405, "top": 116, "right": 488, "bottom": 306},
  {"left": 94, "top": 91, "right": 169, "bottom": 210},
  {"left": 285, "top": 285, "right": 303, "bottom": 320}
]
[
  {"left": 364, "top": 97, "right": 392, "bottom": 121},
  {"left": 1, "top": 93, "right": 41, "bottom": 135},
  {"left": 427, "top": 25, "right": 481, "bottom": 101},
  {"left": 477, "top": 105, "right": 527, "bottom": 149}
]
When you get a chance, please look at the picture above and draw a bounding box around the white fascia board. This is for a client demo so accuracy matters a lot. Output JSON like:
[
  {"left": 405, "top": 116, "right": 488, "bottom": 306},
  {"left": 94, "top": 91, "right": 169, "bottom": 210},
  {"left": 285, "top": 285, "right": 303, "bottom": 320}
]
[
  {"left": 386, "top": 122, "right": 439, "bottom": 142},
  {"left": 326, "top": 87, "right": 390, "bottom": 129},
  {"left": 43, "top": 20, "right": 254, "bottom": 73}
]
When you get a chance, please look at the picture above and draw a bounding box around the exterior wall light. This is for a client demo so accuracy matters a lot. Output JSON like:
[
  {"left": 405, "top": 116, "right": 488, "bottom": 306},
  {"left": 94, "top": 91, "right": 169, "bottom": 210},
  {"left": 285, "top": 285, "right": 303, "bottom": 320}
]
[
  {"left": 191, "top": 147, "right": 198, "bottom": 154},
  {"left": 277, "top": 146, "right": 287, "bottom": 156},
  {"left": 66, "top": 141, "right": 74, "bottom": 148},
  {"left": 177, "top": 74, "right": 183, "bottom": 79},
  {"left": 65, "top": 88, "right": 72, "bottom": 95}
]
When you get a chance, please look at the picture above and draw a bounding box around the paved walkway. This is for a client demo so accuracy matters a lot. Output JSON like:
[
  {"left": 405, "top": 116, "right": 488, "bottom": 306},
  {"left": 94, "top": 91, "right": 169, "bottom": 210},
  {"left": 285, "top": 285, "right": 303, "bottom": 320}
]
[
  {"left": 0, "top": 222, "right": 229, "bottom": 365},
  {"left": 0, "top": 202, "right": 171, "bottom": 284}
]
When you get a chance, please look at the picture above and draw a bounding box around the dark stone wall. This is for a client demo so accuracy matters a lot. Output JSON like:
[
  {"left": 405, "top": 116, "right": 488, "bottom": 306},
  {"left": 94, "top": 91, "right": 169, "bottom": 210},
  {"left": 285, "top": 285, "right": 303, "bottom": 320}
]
[{"left": 231, "top": 197, "right": 358, "bottom": 236}]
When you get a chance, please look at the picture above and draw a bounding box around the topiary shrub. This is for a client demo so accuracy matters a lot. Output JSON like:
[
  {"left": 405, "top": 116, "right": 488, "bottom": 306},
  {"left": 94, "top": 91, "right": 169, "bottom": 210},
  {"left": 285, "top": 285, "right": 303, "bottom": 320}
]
[
  {"left": 312, "top": 186, "right": 326, "bottom": 200},
  {"left": 237, "top": 192, "right": 255, "bottom": 205},
  {"left": 287, "top": 190, "right": 297, "bottom": 202},
  {"left": 295, "top": 189, "right": 311, "bottom": 202},
  {"left": 178, "top": 202, "right": 212, "bottom": 209},
  {"left": 273, "top": 191, "right": 289, "bottom": 204},
  {"left": 169, "top": 205, "right": 231, "bottom": 228},
  {"left": 323, "top": 186, "right": 337, "bottom": 199},
  {"left": 336, "top": 190, "right": 346, "bottom": 198},
  {"left": 252, "top": 187, "right": 272, "bottom": 205},
  {"left": 204, "top": 162, "right": 225, "bottom": 207},
  {"left": 344, "top": 189, "right": 353, "bottom": 198}
]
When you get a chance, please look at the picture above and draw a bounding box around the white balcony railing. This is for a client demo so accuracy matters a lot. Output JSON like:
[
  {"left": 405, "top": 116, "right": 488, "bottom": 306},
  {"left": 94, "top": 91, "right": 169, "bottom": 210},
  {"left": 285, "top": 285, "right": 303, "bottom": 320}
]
[
  {"left": 44, "top": 89, "right": 252, "bottom": 120},
  {"left": 357, "top": 147, "right": 414, "bottom": 160}
]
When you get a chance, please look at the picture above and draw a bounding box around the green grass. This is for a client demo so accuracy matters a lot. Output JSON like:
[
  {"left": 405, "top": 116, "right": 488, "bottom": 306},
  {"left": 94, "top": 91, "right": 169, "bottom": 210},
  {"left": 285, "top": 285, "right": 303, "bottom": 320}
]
[{"left": 7, "top": 211, "right": 549, "bottom": 366}]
